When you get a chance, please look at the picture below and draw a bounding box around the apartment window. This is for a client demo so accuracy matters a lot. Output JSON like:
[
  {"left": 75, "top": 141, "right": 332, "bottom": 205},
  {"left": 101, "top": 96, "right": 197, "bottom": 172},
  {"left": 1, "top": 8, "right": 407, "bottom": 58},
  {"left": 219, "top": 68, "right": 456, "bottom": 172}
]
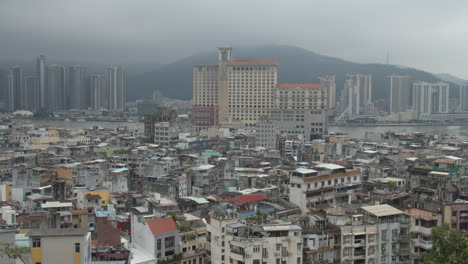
[
  {"left": 297, "top": 257, "right": 301, "bottom": 264},
  {"left": 157, "top": 239, "right": 161, "bottom": 250},
  {"left": 344, "top": 247, "right": 351, "bottom": 257},
  {"left": 276, "top": 244, "right": 281, "bottom": 251},
  {"left": 392, "top": 229, "right": 399, "bottom": 241},
  {"left": 344, "top": 235, "right": 352, "bottom": 244},
  {"left": 253, "top": 245, "right": 260, "bottom": 253},
  {"left": 32, "top": 238, "right": 41, "bottom": 248},
  {"left": 75, "top": 243, "right": 80, "bottom": 253},
  {"left": 381, "top": 230, "right": 388, "bottom": 241},
  {"left": 294, "top": 243, "right": 301, "bottom": 252},
  {"left": 368, "top": 245, "right": 375, "bottom": 255},
  {"left": 381, "top": 243, "right": 387, "bottom": 254},
  {"left": 381, "top": 256, "right": 387, "bottom": 263}
]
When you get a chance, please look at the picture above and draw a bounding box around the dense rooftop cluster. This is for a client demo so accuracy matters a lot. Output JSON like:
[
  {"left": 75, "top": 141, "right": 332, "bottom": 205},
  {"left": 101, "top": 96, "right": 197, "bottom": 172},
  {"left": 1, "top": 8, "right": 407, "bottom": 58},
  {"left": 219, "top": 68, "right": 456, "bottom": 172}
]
[{"left": 1, "top": 115, "right": 468, "bottom": 264}]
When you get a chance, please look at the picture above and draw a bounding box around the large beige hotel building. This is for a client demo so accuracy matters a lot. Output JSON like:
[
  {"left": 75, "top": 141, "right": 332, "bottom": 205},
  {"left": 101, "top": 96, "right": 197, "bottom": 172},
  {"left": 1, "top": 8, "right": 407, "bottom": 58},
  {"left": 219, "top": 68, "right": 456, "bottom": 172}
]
[
  {"left": 192, "top": 47, "right": 328, "bottom": 140},
  {"left": 192, "top": 48, "right": 277, "bottom": 130}
]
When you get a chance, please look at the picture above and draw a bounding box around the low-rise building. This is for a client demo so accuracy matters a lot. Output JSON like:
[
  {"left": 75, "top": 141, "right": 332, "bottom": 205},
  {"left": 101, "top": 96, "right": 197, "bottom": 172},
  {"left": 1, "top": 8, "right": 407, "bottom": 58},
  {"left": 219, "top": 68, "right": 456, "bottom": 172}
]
[
  {"left": 289, "top": 164, "right": 362, "bottom": 213},
  {"left": 131, "top": 216, "right": 180, "bottom": 260},
  {"left": 207, "top": 216, "right": 303, "bottom": 264},
  {"left": 340, "top": 204, "right": 412, "bottom": 264},
  {"left": 27, "top": 228, "right": 91, "bottom": 264}
]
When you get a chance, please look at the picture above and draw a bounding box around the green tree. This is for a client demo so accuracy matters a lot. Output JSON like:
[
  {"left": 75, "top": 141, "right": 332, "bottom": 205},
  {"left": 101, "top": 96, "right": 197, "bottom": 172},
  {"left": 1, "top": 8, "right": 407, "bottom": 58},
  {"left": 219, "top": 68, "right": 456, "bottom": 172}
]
[
  {"left": 0, "top": 242, "right": 30, "bottom": 264},
  {"left": 421, "top": 224, "right": 468, "bottom": 264}
]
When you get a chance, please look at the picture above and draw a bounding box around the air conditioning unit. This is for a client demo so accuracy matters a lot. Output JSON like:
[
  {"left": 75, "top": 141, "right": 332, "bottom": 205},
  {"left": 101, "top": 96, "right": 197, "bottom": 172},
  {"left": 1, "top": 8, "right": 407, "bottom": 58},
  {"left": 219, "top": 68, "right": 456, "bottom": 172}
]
[
  {"left": 245, "top": 253, "right": 252, "bottom": 258},
  {"left": 328, "top": 259, "right": 333, "bottom": 264}
]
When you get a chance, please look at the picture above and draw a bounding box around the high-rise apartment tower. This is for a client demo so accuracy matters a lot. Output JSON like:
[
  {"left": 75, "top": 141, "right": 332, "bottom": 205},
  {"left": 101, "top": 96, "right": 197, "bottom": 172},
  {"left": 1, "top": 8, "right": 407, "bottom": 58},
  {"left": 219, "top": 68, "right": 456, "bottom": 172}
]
[{"left": 107, "top": 67, "right": 124, "bottom": 111}]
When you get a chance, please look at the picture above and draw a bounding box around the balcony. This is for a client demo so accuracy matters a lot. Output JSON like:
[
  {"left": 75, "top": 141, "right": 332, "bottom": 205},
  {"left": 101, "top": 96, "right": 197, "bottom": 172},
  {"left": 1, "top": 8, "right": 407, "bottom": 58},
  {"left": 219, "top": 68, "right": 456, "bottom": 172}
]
[
  {"left": 414, "top": 238, "right": 433, "bottom": 250},
  {"left": 353, "top": 240, "right": 366, "bottom": 247},
  {"left": 399, "top": 234, "right": 411, "bottom": 242},
  {"left": 414, "top": 225, "right": 433, "bottom": 235},
  {"left": 236, "top": 206, "right": 275, "bottom": 218},
  {"left": 397, "top": 247, "right": 411, "bottom": 255},
  {"left": 433, "top": 167, "right": 459, "bottom": 173},
  {"left": 354, "top": 249, "right": 366, "bottom": 257},
  {"left": 231, "top": 248, "right": 244, "bottom": 256}
]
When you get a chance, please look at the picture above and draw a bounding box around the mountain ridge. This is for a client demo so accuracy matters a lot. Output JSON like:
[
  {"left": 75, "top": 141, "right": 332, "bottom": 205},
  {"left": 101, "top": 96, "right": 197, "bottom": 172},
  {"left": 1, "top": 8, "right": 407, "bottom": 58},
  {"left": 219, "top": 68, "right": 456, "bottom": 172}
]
[
  {"left": 126, "top": 45, "right": 456, "bottom": 101},
  {"left": 435, "top": 73, "right": 467, "bottom": 86}
]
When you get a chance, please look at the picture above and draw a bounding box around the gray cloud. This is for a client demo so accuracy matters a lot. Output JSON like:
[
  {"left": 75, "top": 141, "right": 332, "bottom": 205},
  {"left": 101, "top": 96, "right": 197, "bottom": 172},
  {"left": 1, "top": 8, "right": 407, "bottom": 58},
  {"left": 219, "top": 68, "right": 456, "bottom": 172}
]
[{"left": 1, "top": 0, "right": 467, "bottom": 78}]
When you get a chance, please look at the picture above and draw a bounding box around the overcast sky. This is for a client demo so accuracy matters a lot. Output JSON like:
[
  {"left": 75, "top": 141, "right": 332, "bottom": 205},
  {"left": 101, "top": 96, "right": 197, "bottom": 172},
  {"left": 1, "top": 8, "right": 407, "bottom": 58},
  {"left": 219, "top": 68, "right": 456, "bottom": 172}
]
[{"left": 1, "top": 0, "right": 467, "bottom": 78}]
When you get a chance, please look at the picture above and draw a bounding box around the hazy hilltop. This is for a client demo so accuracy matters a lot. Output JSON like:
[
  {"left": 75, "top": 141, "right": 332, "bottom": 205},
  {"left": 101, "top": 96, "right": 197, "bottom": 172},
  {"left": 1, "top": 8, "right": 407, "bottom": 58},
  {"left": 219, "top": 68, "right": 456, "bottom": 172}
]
[
  {"left": 435, "top": 73, "right": 467, "bottom": 86},
  {"left": 0, "top": 63, "right": 163, "bottom": 77},
  {"left": 126, "top": 45, "right": 454, "bottom": 101},
  {"left": 0, "top": 46, "right": 457, "bottom": 102}
]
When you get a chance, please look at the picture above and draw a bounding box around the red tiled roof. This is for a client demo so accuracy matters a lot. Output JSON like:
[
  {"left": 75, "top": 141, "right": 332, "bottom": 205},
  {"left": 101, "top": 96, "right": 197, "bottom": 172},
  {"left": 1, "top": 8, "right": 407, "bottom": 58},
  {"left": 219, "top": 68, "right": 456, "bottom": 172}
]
[
  {"left": 146, "top": 218, "right": 178, "bottom": 236},
  {"left": 16, "top": 214, "right": 45, "bottom": 223},
  {"left": 434, "top": 159, "right": 455, "bottom": 164},
  {"left": 276, "top": 84, "right": 323, "bottom": 88},
  {"left": 223, "top": 194, "right": 268, "bottom": 205},
  {"left": 227, "top": 60, "right": 277, "bottom": 64},
  {"left": 95, "top": 218, "right": 122, "bottom": 248},
  {"left": 85, "top": 194, "right": 102, "bottom": 200}
]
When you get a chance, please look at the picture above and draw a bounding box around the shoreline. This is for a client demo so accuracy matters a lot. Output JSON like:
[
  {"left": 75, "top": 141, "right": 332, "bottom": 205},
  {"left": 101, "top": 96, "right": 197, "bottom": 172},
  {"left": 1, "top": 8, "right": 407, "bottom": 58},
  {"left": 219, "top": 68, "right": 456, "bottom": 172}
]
[
  {"left": 14, "top": 118, "right": 468, "bottom": 127},
  {"left": 329, "top": 122, "right": 465, "bottom": 127}
]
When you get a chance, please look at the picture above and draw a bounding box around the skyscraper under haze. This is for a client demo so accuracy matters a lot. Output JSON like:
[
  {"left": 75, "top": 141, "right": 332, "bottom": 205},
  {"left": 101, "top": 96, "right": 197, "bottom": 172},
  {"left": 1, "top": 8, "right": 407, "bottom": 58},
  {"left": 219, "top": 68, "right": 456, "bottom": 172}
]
[
  {"left": 320, "top": 75, "right": 336, "bottom": 109},
  {"left": 107, "top": 67, "right": 124, "bottom": 111},
  {"left": 24, "top": 76, "right": 39, "bottom": 112},
  {"left": 353, "top": 74, "right": 371, "bottom": 107},
  {"left": 36, "top": 55, "right": 47, "bottom": 109},
  {"left": 68, "top": 65, "right": 87, "bottom": 110},
  {"left": 7, "top": 67, "right": 23, "bottom": 112},
  {"left": 339, "top": 74, "right": 372, "bottom": 115},
  {"left": 386, "top": 75, "right": 410, "bottom": 113},
  {"left": 460, "top": 83, "right": 468, "bottom": 111},
  {"left": 412, "top": 81, "right": 449, "bottom": 114},
  {"left": 89, "top": 75, "right": 105, "bottom": 110},
  {"left": 343, "top": 78, "right": 360, "bottom": 115},
  {"left": 47, "top": 65, "right": 67, "bottom": 111}
]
